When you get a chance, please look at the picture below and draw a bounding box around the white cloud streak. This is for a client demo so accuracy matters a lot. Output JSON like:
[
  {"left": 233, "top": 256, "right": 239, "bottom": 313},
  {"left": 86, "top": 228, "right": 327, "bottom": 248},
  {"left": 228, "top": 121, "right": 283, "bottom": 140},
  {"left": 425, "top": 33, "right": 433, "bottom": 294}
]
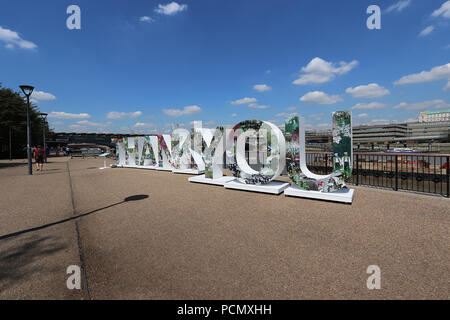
[
  {"left": 393, "top": 100, "right": 450, "bottom": 110},
  {"left": 231, "top": 97, "right": 257, "bottom": 105},
  {"left": 444, "top": 81, "right": 450, "bottom": 91},
  {"left": 155, "top": 2, "right": 187, "bottom": 15},
  {"left": 293, "top": 57, "right": 359, "bottom": 85},
  {"left": 248, "top": 103, "right": 270, "bottom": 109},
  {"left": 275, "top": 112, "right": 298, "bottom": 118},
  {"left": 48, "top": 112, "right": 91, "bottom": 119},
  {"left": 346, "top": 83, "right": 390, "bottom": 98},
  {"left": 107, "top": 111, "right": 142, "bottom": 119},
  {"left": 77, "top": 120, "right": 108, "bottom": 127},
  {"left": 253, "top": 84, "right": 271, "bottom": 92},
  {"left": 31, "top": 91, "right": 56, "bottom": 101},
  {"left": 394, "top": 63, "right": 450, "bottom": 91},
  {"left": 300, "top": 91, "right": 343, "bottom": 104},
  {"left": 139, "top": 16, "right": 154, "bottom": 23},
  {"left": 162, "top": 105, "right": 201, "bottom": 117},
  {"left": 386, "top": 0, "right": 411, "bottom": 13},
  {"left": 134, "top": 122, "right": 155, "bottom": 128},
  {"left": 432, "top": 1, "right": 450, "bottom": 18},
  {"left": 0, "top": 26, "right": 37, "bottom": 50},
  {"left": 351, "top": 102, "right": 388, "bottom": 110},
  {"left": 418, "top": 25, "right": 435, "bottom": 37}
]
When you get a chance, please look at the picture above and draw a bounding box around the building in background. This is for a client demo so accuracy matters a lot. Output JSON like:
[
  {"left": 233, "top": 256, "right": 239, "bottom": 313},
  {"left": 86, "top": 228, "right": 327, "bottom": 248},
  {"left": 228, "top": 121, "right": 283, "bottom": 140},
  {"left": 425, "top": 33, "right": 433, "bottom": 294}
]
[
  {"left": 352, "top": 124, "right": 408, "bottom": 144},
  {"left": 419, "top": 110, "right": 450, "bottom": 123}
]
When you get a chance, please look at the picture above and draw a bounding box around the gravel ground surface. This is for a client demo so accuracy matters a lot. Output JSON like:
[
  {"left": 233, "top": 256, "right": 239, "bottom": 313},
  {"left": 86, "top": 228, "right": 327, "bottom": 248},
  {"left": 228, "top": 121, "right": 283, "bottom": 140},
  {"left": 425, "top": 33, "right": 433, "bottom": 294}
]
[{"left": 0, "top": 157, "right": 448, "bottom": 299}]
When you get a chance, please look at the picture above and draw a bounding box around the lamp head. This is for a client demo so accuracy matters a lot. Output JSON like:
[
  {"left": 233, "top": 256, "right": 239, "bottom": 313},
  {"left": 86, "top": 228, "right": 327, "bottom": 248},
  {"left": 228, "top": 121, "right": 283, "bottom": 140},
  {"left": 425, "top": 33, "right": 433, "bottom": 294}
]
[
  {"left": 39, "top": 112, "right": 48, "bottom": 120},
  {"left": 19, "top": 85, "right": 34, "bottom": 97}
]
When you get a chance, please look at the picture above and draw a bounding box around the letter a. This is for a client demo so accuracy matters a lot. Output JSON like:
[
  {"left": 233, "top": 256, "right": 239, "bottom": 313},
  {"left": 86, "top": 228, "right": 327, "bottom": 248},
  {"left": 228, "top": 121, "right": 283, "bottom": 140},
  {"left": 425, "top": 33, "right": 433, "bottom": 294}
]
[
  {"left": 67, "top": 5, "right": 81, "bottom": 30},
  {"left": 66, "top": 265, "right": 81, "bottom": 289},
  {"left": 366, "top": 265, "right": 381, "bottom": 289},
  {"left": 366, "top": 5, "right": 381, "bottom": 30}
]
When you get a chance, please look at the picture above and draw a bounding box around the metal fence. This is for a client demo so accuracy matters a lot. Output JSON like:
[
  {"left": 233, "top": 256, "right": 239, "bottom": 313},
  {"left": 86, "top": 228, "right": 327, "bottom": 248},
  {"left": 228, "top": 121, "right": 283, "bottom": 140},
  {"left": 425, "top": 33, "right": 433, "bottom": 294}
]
[{"left": 305, "top": 152, "right": 450, "bottom": 198}]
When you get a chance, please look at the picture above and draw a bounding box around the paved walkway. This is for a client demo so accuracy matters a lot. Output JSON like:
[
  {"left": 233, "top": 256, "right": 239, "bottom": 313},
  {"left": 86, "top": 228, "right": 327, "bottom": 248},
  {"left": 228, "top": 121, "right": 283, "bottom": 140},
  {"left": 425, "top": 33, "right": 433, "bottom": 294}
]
[{"left": 0, "top": 157, "right": 448, "bottom": 299}]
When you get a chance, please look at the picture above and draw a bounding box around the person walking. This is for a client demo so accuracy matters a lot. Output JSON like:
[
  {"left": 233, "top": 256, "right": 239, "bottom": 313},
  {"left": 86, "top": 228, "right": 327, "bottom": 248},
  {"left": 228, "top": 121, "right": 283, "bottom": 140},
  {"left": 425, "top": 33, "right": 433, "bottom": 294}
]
[{"left": 33, "top": 145, "right": 45, "bottom": 171}]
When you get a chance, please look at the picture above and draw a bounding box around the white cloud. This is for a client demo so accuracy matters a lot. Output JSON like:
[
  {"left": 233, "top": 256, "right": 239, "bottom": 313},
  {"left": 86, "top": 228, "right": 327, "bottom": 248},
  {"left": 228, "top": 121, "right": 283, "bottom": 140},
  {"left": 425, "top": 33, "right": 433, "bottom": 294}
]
[
  {"left": 316, "top": 123, "right": 331, "bottom": 129},
  {"left": 139, "top": 16, "right": 154, "bottom": 23},
  {"left": 394, "top": 63, "right": 450, "bottom": 90},
  {"left": 134, "top": 122, "right": 155, "bottom": 128},
  {"left": 293, "top": 57, "right": 359, "bottom": 85},
  {"left": 107, "top": 111, "right": 142, "bottom": 119},
  {"left": 253, "top": 84, "right": 271, "bottom": 92},
  {"left": 285, "top": 106, "right": 296, "bottom": 111},
  {"left": 31, "top": 91, "right": 56, "bottom": 101},
  {"left": 386, "top": 0, "right": 411, "bottom": 13},
  {"left": 67, "top": 121, "right": 111, "bottom": 133},
  {"left": 432, "top": 1, "right": 450, "bottom": 18},
  {"left": 248, "top": 103, "right": 270, "bottom": 109},
  {"left": 155, "top": 2, "right": 187, "bottom": 15},
  {"left": 166, "top": 122, "right": 186, "bottom": 129},
  {"left": 346, "top": 83, "right": 390, "bottom": 98},
  {"left": 48, "top": 112, "right": 91, "bottom": 119},
  {"left": 393, "top": 100, "right": 450, "bottom": 110},
  {"left": 0, "top": 26, "right": 37, "bottom": 50},
  {"left": 308, "top": 112, "right": 324, "bottom": 119},
  {"left": 444, "top": 81, "right": 450, "bottom": 91},
  {"left": 77, "top": 120, "right": 108, "bottom": 127},
  {"left": 370, "top": 119, "right": 392, "bottom": 124},
  {"left": 276, "top": 112, "right": 298, "bottom": 118},
  {"left": 300, "top": 91, "right": 343, "bottom": 104},
  {"left": 351, "top": 102, "right": 388, "bottom": 110},
  {"left": 231, "top": 113, "right": 238, "bottom": 117},
  {"left": 231, "top": 97, "right": 257, "bottom": 105},
  {"left": 357, "top": 113, "right": 369, "bottom": 118},
  {"left": 419, "top": 25, "right": 435, "bottom": 37},
  {"left": 205, "top": 120, "right": 217, "bottom": 127},
  {"left": 162, "top": 105, "right": 201, "bottom": 117}
]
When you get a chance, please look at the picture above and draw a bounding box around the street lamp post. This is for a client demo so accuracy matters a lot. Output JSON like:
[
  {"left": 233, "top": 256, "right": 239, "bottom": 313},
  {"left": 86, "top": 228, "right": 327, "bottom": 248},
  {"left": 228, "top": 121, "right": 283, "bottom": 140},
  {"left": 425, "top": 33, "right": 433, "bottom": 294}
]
[
  {"left": 19, "top": 85, "right": 34, "bottom": 175},
  {"left": 39, "top": 112, "right": 48, "bottom": 162},
  {"left": 9, "top": 125, "right": 12, "bottom": 161}
]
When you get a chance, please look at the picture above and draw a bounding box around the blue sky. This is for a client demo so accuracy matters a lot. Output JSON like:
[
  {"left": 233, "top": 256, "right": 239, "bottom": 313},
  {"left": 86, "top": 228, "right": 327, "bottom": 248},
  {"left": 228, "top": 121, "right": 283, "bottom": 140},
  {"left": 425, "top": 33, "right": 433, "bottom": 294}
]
[{"left": 1, "top": 0, "right": 449, "bottom": 133}]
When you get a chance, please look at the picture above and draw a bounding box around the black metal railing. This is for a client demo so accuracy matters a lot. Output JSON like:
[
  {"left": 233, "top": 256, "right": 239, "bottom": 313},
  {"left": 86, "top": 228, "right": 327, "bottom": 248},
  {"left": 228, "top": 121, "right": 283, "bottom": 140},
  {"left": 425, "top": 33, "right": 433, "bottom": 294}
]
[{"left": 305, "top": 152, "right": 450, "bottom": 198}]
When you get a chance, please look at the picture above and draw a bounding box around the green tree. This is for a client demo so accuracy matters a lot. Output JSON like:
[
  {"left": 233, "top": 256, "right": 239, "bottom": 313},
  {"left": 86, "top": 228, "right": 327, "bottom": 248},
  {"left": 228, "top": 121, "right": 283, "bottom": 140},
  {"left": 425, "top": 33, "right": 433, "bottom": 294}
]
[{"left": 0, "top": 83, "right": 52, "bottom": 159}]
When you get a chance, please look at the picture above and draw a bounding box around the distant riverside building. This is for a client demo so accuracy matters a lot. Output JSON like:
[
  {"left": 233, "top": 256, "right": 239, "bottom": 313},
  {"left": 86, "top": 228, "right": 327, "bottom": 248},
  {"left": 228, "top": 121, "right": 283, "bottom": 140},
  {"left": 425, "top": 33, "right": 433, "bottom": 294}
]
[
  {"left": 352, "top": 123, "right": 408, "bottom": 144},
  {"left": 352, "top": 121, "right": 449, "bottom": 144},
  {"left": 406, "top": 121, "right": 450, "bottom": 142},
  {"left": 419, "top": 110, "right": 450, "bottom": 123}
]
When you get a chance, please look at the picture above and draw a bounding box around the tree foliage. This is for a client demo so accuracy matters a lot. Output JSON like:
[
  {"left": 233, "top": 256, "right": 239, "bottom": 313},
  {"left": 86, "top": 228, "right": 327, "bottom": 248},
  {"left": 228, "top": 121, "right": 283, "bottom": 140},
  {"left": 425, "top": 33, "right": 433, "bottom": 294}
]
[{"left": 0, "top": 83, "right": 52, "bottom": 158}]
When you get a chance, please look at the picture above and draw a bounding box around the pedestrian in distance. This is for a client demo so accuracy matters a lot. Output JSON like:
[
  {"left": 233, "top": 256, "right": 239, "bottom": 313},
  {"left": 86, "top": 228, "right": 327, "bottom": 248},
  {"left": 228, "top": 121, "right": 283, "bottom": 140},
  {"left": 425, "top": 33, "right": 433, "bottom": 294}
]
[{"left": 33, "top": 145, "right": 45, "bottom": 171}]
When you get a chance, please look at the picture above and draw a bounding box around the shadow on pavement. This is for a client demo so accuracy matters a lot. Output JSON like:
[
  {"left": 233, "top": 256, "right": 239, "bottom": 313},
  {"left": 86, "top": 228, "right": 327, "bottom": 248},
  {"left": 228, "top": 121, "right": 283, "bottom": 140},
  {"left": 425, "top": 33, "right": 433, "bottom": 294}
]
[
  {"left": 0, "top": 234, "right": 67, "bottom": 293},
  {"left": 0, "top": 195, "right": 149, "bottom": 241},
  {"left": 0, "top": 161, "right": 58, "bottom": 168},
  {"left": 0, "top": 162, "right": 27, "bottom": 169}
]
